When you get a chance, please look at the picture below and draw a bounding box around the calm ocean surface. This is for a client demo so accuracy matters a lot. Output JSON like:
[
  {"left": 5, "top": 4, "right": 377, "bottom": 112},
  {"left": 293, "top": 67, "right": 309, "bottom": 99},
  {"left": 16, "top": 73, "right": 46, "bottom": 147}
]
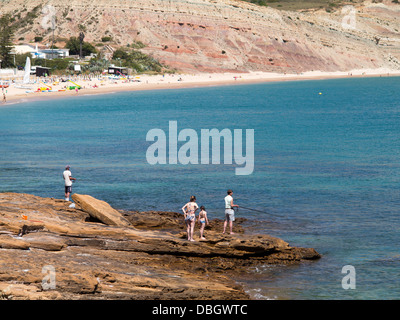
[{"left": 1, "top": 77, "right": 400, "bottom": 299}]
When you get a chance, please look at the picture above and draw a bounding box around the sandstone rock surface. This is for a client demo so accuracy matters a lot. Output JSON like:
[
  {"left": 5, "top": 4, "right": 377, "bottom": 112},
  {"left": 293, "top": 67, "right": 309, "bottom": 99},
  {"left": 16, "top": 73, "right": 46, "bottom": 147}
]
[
  {"left": 71, "top": 194, "right": 131, "bottom": 227},
  {"left": 0, "top": 192, "right": 320, "bottom": 300}
]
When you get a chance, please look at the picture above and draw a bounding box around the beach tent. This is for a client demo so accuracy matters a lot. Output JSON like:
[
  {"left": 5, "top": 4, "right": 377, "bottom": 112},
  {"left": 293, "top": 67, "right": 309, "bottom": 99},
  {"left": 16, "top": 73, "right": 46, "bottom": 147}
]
[
  {"left": 34, "top": 67, "right": 51, "bottom": 77},
  {"left": 108, "top": 66, "right": 128, "bottom": 76}
]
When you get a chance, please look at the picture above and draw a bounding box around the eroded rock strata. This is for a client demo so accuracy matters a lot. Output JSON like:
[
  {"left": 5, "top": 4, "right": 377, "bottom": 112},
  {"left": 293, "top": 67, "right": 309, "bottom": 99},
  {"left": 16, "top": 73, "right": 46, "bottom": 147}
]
[
  {"left": 1, "top": 0, "right": 400, "bottom": 73},
  {"left": 0, "top": 193, "right": 319, "bottom": 300}
]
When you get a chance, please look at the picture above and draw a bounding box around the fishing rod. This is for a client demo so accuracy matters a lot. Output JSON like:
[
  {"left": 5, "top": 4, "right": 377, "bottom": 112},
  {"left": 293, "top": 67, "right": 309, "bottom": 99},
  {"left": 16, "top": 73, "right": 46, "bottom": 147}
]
[
  {"left": 236, "top": 205, "right": 269, "bottom": 215},
  {"left": 234, "top": 205, "right": 289, "bottom": 218}
]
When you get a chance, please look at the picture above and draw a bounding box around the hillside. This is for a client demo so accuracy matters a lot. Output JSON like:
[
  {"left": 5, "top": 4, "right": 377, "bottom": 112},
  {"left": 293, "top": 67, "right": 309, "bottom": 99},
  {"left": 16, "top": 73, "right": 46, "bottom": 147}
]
[{"left": 1, "top": 0, "right": 400, "bottom": 73}]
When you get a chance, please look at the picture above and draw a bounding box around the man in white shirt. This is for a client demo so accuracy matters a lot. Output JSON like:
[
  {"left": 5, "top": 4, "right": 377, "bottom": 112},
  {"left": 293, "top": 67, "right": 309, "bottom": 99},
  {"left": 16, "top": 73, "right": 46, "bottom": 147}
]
[
  {"left": 63, "top": 165, "right": 76, "bottom": 201},
  {"left": 223, "top": 189, "right": 239, "bottom": 234}
]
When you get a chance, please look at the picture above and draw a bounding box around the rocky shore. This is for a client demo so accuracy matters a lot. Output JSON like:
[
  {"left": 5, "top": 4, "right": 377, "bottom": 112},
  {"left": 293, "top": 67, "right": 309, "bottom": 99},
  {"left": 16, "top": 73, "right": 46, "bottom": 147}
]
[{"left": 0, "top": 192, "right": 320, "bottom": 300}]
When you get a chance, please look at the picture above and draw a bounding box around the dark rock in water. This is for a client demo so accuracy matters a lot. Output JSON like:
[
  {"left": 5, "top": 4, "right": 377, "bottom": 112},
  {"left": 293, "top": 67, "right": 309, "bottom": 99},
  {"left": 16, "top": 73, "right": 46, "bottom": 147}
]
[{"left": 0, "top": 192, "right": 320, "bottom": 300}]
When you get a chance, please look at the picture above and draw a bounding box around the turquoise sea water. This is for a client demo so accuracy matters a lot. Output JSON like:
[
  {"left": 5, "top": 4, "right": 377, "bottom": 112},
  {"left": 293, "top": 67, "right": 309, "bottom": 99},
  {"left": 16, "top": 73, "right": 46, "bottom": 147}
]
[{"left": 1, "top": 77, "right": 400, "bottom": 299}]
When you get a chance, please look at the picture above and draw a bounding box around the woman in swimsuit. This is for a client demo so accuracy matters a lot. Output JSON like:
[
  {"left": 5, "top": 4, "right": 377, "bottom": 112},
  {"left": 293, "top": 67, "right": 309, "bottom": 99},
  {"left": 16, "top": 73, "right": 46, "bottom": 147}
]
[
  {"left": 182, "top": 196, "right": 199, "bottom": 241},
  {"left": 198, "top": 206, "right": 209, "bottom": 240}
]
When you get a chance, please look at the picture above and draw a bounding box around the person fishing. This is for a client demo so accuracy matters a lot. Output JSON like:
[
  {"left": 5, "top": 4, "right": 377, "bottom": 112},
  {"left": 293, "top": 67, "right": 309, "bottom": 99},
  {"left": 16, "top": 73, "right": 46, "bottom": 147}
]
[
  {"left": 182, "top": 196, "right": 199, "bottom": 241},
  {"left": 223, "top": 189, "right": 239, "bottom": 235},
  {"left": 63, "top": 165, "right": 76, "bottom": 201}
]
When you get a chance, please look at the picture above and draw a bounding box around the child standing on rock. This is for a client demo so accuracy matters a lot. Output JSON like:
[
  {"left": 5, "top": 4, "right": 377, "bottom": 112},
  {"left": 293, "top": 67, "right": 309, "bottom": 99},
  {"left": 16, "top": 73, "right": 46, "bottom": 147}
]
[{"left": 198, "top": 206, "right": 209, "bottom": 240}]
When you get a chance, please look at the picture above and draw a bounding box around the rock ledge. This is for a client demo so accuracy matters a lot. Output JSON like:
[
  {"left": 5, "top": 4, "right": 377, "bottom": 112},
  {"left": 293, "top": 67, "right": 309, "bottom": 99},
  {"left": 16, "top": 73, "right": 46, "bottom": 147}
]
[{"left": 0, "top": 193, "right": 320, "bottom": 300}]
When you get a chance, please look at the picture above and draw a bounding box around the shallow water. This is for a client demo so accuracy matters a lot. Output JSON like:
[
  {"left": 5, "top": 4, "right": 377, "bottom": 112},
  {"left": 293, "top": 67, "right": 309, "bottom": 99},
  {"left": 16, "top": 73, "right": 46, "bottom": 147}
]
[{"left": 1, "top": 76, "right": 400, "bottom": 299}]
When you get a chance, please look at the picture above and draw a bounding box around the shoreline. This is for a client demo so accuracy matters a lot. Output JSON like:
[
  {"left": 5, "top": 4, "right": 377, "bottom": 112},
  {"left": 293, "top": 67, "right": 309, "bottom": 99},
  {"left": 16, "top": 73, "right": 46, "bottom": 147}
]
[{"left": 2, "top": 68, "right": 400, "bottom": 106}]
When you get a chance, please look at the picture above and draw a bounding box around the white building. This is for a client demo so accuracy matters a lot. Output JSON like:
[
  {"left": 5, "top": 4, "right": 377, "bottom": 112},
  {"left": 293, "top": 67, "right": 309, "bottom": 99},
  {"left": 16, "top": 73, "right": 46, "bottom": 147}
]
[
  {"left": 34, "top": 49, "right": 70, "bottom": 59},
  {"left": 13, "top": 44, "right": 37, "bottom": 55},
  {"left": 13, "top": 44, "right": 70, "bottom": 59}
]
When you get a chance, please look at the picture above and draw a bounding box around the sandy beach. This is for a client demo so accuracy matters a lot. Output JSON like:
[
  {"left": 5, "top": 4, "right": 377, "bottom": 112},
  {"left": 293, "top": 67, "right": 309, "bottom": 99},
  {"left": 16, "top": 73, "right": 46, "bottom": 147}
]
[{"left": 2, "top": 67, "right": 400, "bottom": 105}]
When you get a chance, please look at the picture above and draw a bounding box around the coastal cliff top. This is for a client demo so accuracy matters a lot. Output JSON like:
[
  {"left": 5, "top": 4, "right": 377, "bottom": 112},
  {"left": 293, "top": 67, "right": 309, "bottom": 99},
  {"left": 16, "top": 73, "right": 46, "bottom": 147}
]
[{"left": 0, "top": 192, "right": 320, "bottom": 300}]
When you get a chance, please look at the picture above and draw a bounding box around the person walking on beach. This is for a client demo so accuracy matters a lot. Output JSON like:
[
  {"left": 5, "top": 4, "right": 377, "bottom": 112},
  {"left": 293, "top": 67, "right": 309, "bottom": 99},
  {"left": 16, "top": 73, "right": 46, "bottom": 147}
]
[
  {"left": 223, "top": 189, "right": 239, "bottom": 235},
  {"left": 63, "top": 165, "right": 76, "bottom": 201},
  {"left": 198, "top": 206, "right": 209, "bottom": 240},
  {"left": 182, "top": 196, "right": 198, "bottom": 241}
]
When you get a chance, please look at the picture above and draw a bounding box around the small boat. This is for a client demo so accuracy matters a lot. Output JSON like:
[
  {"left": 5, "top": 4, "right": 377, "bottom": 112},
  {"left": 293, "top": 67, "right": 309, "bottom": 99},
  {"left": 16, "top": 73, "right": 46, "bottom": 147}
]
[{"left": 0, "top": 85, "right": 9, "bottom": 88}]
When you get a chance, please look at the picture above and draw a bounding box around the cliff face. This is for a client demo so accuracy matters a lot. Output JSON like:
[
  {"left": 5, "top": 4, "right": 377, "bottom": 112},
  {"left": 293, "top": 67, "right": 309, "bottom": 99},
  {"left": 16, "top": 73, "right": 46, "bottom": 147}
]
[
  {"left": 0, "top": 193, "right": 319, "bottom": 299},
  {"left": 1, "top": 0, "right": 400, "bottom": 73}
]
